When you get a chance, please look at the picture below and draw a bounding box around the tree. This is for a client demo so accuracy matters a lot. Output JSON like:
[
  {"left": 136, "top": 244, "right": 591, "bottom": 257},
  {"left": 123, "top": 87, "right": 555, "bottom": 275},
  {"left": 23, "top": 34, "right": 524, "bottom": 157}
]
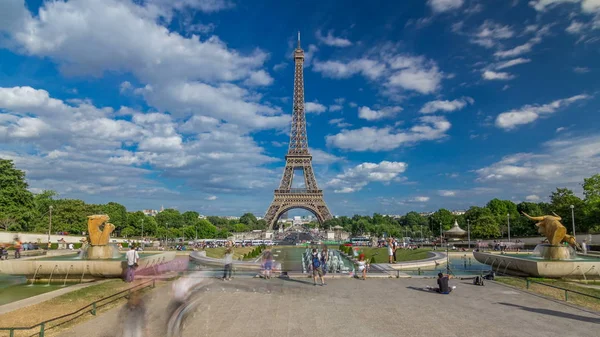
[
  {"left": 471, "top": 215, "right": 501, "bottom": 238},
  {"left": 240, "top": 213, "right": 258, "bottom": 227},
  {"left": 206, "top": 216, "right": 228, "bottom": 227},
  {"left": 428, "top": 209, "right": 454, "bottom": 233},
  {"left": 583, "top": 174, "right": 600, "bottom": 203},
  {"left": 102, "top": 202, "right": 127, "bottom": 231},
  {"left": 182, "top": 211, "right": 200, "bottom": 227},
  {"left": 232, "top": 223, "right": 249, "bottom": 232},
  {"left": 156, "top": 209, "right": 183, "bottom": 228},
  {"left": 121, "top": 226, "right": 136, "bottom": 238},
  {"left": 550, "top": 188, "right": 585, "bottom": 233},
  {"left": 196, "top": 219, "right": 218, "bottom": 238},
  {"left": 0, "top": 159, "right": 35, "bottom": 231}
]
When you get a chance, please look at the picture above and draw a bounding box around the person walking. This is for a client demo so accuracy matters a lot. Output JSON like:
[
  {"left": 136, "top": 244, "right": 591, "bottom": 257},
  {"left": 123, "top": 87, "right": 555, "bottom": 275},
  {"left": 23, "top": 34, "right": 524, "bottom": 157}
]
[
  {"left": 392, "top": 238, "right": 397, "bottom": 263},
  {"left": 320, "top": 247, "right": 328, "bottom": 275},
  {"left": 357, "top": 253, "right": 368, "bottom": 280},
  {"left": 118, "top": 291, "right": 148, "bottom": 337},
  {"left": 387, "top": 238, "right": 394, "bottom": 264},
  {"left": 262, "top": 248, "right": 273, "bottom": 279},
  {"left": 125, "top": 245, "right": 140, "bottom": 283},
  {"left": 311, "top": 248, "right": 325, "bottom": 286},
  {"left": 222, "top": 247, "right": 233, "bottom": 281},
  {"left": 14, "top": 239, "right": 22, "bottom": 259}
]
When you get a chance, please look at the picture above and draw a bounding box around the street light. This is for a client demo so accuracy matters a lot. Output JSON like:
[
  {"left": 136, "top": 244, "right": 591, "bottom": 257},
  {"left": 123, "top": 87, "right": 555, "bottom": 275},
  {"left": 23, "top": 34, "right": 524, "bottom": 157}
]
[
  {"left": 507, "top": 213, "right": 511, "bottom": 243},
  {"left": 467, "top": 219, "right": 471, "bottom": 249},
  {"left": 570, "top": 205, "right": 576, "bottom": 238},
  {"left": 47, "top": 206, "right": 53, "bottom": 249}
]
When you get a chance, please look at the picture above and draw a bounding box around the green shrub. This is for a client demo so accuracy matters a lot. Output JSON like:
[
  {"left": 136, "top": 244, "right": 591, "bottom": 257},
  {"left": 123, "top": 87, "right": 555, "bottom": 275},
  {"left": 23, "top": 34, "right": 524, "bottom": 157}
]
[{"left": 370, "top": 256, "right": 376, "bottom": 264}]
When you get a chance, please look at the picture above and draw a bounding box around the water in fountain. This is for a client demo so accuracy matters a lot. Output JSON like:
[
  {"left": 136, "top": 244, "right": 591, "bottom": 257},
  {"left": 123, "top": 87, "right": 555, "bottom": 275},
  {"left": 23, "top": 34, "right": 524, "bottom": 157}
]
[
  {"left": 75, "top": 243, "right": 122, "bottom": 259},
  {"left": 531, "top": 244, "right": 578, "bottom": 260}
]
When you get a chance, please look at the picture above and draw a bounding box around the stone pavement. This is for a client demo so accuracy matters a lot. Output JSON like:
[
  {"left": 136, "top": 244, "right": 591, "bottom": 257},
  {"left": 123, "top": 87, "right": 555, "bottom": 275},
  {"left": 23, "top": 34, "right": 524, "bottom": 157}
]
[{"left": 60, "top": 277, "right": 600, "bottom": 337}]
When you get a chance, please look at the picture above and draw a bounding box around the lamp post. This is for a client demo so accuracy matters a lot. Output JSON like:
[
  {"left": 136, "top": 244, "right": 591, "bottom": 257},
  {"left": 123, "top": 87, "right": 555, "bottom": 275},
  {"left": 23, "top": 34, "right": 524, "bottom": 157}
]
[
  {"left": 467, "top": 219, "right": 471, "bottom": 249},
  {"left": 570, "top": 205, "right": 576, "bottom": 238},
  {"left": 507, "top": 213, "right": 511, "bottom": 243},
  {"left": 47, "top": 206, "right": 53, "bottom": 249}
]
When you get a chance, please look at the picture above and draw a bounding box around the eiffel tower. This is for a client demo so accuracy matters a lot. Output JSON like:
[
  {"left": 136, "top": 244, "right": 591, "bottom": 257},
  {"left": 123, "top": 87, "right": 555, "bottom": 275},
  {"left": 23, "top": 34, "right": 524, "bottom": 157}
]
[{"left": 264, "top": 33, "right": 333, "bottom": 230}]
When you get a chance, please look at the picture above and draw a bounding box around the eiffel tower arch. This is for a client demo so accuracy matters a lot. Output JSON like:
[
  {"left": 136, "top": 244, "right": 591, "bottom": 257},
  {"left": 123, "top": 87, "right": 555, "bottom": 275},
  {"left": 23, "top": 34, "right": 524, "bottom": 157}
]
[{"left": 264, "top": 33, "right": 333, "bottom": 230}]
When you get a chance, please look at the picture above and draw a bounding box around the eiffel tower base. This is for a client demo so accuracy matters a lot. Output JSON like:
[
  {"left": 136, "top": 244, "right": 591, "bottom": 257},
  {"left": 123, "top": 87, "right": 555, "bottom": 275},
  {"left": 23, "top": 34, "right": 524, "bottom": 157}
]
[{"left": 264, "top": 191, "right": 332, "bottom": 230}]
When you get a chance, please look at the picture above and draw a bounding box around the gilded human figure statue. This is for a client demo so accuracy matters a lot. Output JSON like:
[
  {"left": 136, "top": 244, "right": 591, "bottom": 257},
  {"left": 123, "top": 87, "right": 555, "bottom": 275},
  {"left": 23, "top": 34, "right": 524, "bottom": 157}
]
[
  {"left": 521, "top": 212, "right": 581, "bottom": 250},
  {"left": 87, "top": 214, "right": 115, "bottom": 246}
]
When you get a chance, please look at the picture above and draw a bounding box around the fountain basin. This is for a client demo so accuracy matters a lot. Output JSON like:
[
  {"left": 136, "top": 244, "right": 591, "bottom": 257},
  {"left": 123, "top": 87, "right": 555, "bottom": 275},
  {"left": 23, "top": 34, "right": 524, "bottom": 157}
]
[
  {"left": 473, "top": 251, "right": 600, "bottom": 279},
  {"left": 0, "top": 252, "right": 176, "bottom": 279}
]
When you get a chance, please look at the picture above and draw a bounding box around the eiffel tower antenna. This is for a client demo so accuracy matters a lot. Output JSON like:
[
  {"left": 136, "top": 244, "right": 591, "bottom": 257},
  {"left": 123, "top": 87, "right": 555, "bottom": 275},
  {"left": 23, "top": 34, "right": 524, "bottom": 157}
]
[{"left": 263, "top": 36, "right": 333, "bottom": 230}]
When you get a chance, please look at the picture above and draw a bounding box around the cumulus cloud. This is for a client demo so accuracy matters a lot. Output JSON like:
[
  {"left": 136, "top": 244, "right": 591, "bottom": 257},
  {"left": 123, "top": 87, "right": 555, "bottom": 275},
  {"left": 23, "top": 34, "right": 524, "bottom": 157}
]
[
  {"left": 315, "top": 29, "right": 352, "bottom": 47},
  {"left": 358, "top": 106, "right": 402, "bottom": 120},
  {"left": 205, "top": 195, "right": 218, "bottom": 201},
  {"left": 313, "top": 46, "right": 443, "bottom": 96},
  {"left": 420, "top": 97, "right": 474, "bottom": 114},
  {"left": 438, "top": 190, "right": 457, "bottom": 197},
  {"left": 475, "top": 135, "right": 600, "bottom": 193},
  {"left": 328, "top": 118, "right": 352, "bottom": 128},
  {"left": 470, "top": 21, "right": 514, "bottom": 48},
  {"left": 427, "top": 0, "right": 464, "bottom": 13},
  {"left": 326, "top": 116, "right": 451, "bottom": 151},
  {"left": 526, "top": 194, "right": 540, "bottom": 201},
  {"left": 410, "top": 196, "right": 430, "bottom": 202},
  {"left": 495, "top": 94, "right": 590, "bottom": 130},
  {"left": 310, "top": 148, "right": 344, "bottom": 165},
  {"left": 482, "top": 70, "right": 515, "bottom": 80},
  {"left": 305, "top": 102, "right": 327, "bottom": 114},
  {"left": 326, "top": 161, "right": 408, "bottom": 193},
  {"left": 573, "top": 66, "right": 590, "bottom": 73}
]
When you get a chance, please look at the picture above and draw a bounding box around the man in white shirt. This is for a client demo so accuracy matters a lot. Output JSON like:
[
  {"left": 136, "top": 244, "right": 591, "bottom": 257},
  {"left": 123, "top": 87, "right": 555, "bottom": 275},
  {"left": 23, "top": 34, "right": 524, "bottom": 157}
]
[{"left": 125, "top": 246, "right": 140, "bottom": 283}]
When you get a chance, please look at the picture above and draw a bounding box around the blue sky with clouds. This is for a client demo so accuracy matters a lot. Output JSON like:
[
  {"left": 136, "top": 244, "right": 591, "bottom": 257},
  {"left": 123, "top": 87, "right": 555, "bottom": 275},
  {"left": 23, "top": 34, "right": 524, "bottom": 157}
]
[{"left": 0, "top": 0, "right": 599, "bottom": 216}]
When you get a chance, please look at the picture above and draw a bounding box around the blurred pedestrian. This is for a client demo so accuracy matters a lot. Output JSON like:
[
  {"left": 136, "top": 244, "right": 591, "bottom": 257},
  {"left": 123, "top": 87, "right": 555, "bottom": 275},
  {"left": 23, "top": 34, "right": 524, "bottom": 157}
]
[
  {"left": 125, "top": 246, "right": 139, "bottom": 282},
  {"left": 320, "top": 247, "right": 328, "bottom": 275},
  {"left": 357, "top": 253, "right": 367, "bottom": 280},
  {"left": 118, "top": 292, "right": 147, "bottom": 337},
  {"left": 311, "top": 248, "right": 325, "bottom": 286},
  {"left": 223, "top": 247, "right": 233, "bottom": 281},
  {"left": 262, "top": 248, "right": 273, "bottom": 279}
]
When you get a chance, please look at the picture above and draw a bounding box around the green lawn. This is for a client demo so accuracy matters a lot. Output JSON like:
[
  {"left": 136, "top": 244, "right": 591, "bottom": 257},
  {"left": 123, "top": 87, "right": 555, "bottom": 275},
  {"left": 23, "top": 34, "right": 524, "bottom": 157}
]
[
  {"left": 203, "top": 247, "right": 255, "bottom": 260},
  {"left": 496, "top": 277, "right": 600, "bottom": 311},
  {"left": 352, "top": 247, "right": 432, "bottom": 264}
]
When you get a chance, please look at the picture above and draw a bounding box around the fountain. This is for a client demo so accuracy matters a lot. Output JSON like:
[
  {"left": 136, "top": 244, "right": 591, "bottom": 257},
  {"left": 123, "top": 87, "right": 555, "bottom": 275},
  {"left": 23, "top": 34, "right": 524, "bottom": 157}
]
[
  {"left": 474, "top": 212, "right": 600, "bottom": 278},
  {"left": 0, "top": 215, "right": 175, "bottom": 281}
]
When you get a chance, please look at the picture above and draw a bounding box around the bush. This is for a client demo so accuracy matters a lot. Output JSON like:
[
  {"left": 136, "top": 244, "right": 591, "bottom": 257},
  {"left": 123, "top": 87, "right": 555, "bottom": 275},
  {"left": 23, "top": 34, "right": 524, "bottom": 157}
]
[{"left": 370, "top": 256, "right": 376, "bottom": 264}]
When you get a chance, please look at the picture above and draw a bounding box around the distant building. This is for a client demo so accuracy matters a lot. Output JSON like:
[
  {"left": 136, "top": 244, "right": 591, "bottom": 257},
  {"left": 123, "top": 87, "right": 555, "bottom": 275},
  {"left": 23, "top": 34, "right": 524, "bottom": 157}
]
[
  {"left": 142, "top": 209, "right": 158, "bottom": 217},
  {"left": 451, "top": 210, "right": 466, "bottom": 215},
  {"left": 418, "top": 212, "right": 434, "bottom": 217},
  {"left": 197, "top": 214, "right": 207, "bottom": 219},
  {"left": 223, "top": 216, "right": 240, "bottom": 221}
]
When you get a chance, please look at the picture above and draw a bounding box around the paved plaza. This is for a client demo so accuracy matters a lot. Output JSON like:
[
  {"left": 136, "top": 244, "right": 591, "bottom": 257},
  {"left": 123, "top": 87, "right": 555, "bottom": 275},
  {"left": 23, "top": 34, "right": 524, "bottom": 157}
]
[{"left": 60, "top": 277, "right": 599, "bottom": 337}]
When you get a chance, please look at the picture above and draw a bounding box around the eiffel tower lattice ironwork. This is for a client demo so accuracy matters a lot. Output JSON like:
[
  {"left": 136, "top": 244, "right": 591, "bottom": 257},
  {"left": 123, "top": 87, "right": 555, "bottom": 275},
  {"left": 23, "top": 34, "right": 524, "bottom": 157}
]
[{"left": 264, "top": 33, "right": 333, "bottom": 230}]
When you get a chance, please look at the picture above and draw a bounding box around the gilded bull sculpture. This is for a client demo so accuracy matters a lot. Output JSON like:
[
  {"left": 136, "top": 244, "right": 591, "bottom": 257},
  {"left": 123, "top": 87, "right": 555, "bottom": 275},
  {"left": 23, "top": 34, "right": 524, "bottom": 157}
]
[{"left": 521, "top": 212, "right": 581, "bottom": 251}]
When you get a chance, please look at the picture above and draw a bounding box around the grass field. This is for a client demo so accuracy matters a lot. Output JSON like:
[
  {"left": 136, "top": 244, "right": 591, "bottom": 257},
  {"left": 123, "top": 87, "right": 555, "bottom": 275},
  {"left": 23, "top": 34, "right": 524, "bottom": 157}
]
[
  {"left": 0, "top": 279, "right": 159, "bottom": 336},
  {"left": 495, "top": 277, "right": 600, "bottom": 311},
  {"left": 203, "top": 247, "right": 255, "bottom": 260},
  {"left": 350, "top": 247, "right": 432, "bottom": 264}
]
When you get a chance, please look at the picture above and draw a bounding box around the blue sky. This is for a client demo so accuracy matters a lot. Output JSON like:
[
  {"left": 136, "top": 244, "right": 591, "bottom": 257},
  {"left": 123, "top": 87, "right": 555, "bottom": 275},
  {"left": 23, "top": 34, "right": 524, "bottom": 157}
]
[{"left": 0, "top": 0, "right": 599, "bottom": 216}]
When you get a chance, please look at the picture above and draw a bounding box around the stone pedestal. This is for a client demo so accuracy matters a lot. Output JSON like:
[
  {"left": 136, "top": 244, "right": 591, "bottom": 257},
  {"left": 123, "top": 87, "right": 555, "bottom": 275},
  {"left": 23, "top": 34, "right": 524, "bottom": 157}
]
[
  {"left": 534, "top": 244, "right": 575, "bottom": 260},
  {"left": 87, "top": 245, "right": 118, "bottom": 259}
]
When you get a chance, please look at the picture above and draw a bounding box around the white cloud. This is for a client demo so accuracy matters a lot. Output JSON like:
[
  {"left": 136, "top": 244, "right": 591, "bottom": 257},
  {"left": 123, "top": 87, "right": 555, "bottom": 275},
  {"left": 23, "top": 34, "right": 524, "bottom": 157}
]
[
  {"left": 573, "top": 66, "right": 590, "bottom": 73},
  {"left": 495, "top": 58, "right": 531, "bottom": 70},
  {"left": 329, "top": 104, "right": 343, "bottom": 112},
  {"left": 475, "top": 135, "right": 600, "bottom": 193},
  {"left": 358, "top": 106, "right": 402, "bottom": 121},
  {"left": 438, "top": 190, "right": 457, "bottom": 197},
  {"left": 427, "top": 0, "right": 464, "bottom": 13},
  {"left": 310, "top": 148, "right": 344, "bottom": 165},
  {"left": 495, "top": 94, "right": 590, "bottom": 130},
  {"left": 326, "top": 116, "right": 451, "bottom": 151},
  {"left": 420, "top": 97, "right": 473, "bottom": 114},
  {"left": 556, "top": 126, "right": 567, "bottom": 133},
  {"left": 482, "top": 70, "right": 515, "bottom": 80},
  {"left": 243, "top": 70, "right": 274, "bottom": 86},
  {"left": 328, "top": 118, "right": 352, "bottom": 128},
  {"left": 313, "top": 47, "right": 443, "bottom": 96},
  {"left": 471, "top": 21, "right": 514, "bottom": 48},
  {"left": 146, "top": 0, "right": 235, "bottom": 14},
  {"left": 273, "top": 62, "right": 288, "bottom": 71},
  {"left": 409, "top": 196, "right": 430, "bottom": 202},
  {"left": 326, "top": 161, "right": 408, "bottom": 193},
  {"left": 526, "top": 194, "right": 540, "bottom": 201},
  {"left": 305, "top": 102, "right": 327, "bottom": 114},
  {"left": 566, "top": 21, "right": 586, "bottom": 34},
  {"left": 205, "top": 195, "right": 218, "bottom": 201},
  {"left": 315, "top": 30, "right": 352, "bottom": 47},
  {"left": 529, "top": 0, "right": 597, "bottom": 13}
]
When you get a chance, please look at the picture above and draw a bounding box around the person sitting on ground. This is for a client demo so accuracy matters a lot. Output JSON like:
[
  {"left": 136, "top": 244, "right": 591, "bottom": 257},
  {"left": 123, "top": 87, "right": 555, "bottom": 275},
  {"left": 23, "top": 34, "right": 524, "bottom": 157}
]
[{"left": 426, "top": 272, "right": 455, "bottom": 294}]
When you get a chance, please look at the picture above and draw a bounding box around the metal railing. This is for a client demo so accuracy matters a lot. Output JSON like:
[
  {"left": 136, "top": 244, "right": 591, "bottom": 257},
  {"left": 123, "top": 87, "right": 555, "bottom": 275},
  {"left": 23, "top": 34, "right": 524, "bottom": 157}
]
[
  {"left": 0, "top": 279, "right": 155, "bottom": 337},
  {"left": 525, "top": 278, "right": 600, "bottom": 302}
]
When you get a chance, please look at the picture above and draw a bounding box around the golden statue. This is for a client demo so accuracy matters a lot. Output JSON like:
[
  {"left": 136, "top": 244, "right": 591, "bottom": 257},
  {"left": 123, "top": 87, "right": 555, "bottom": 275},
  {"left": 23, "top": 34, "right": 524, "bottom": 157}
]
[
  {"left": 521, "top": 212, "right": 581, "bottom": 250},
  {"left": 87, "top": 214, "right": 115, "bottom": 246}
]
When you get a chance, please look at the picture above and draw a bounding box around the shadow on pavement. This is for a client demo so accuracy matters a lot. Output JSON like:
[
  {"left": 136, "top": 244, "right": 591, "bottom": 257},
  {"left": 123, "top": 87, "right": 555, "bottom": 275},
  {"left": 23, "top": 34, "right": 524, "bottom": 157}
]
[
  {"left": 498, "top": 302, "right": 600, "bottom": 324},
  {"left": 406, "top": 286, "right": 437, "bottom": 294},
  {"left": 279, "top": 276, "right": 315, "bottom": 286}
]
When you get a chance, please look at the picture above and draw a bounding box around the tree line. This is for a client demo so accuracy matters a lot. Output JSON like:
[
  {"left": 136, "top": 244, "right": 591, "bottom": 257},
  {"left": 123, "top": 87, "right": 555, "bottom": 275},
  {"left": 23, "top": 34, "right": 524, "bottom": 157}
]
[
  {"left": 1, "top": 158, "right": 599, "bottom": 240},
  {"left": 0, "top": 159, "right": 266, "bottom": 239},
  {"left": 322, "top": 175, "right": 600, "bottom": 239}
]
